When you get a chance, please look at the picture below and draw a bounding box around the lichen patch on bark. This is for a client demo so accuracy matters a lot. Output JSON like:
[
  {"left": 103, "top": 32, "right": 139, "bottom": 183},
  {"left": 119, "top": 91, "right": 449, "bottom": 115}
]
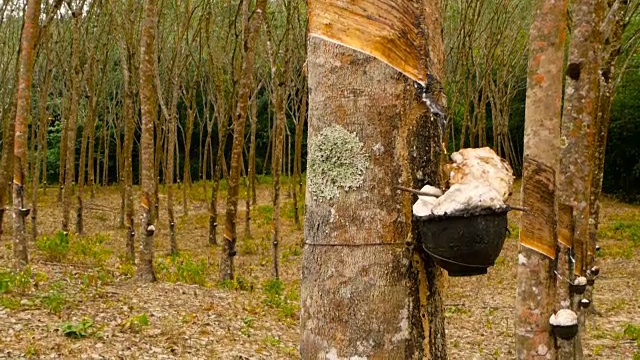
[{"left": 307, "top": 125, "right": 369, "bottom": 201}]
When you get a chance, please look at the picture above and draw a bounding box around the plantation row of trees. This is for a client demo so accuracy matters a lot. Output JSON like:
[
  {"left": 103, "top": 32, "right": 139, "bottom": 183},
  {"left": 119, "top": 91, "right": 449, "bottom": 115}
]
[{"left": 0, "top": 0, "right": 638, "bottom": 280}]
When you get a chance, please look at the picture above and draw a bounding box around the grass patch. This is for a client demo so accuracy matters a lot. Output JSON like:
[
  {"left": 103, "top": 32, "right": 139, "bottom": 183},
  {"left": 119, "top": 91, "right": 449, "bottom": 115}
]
[
  {"left": 35, "top": 231, "right": 69, "bottom": 262},
  {"left": 282, "top": 242, "right": 302, "bottom": 263},
  {"left": 263, "top": 335, "right": 282, "bottom": 347},
  {"left": 598, "top": 220, "right": 640, "bottom": 246},
  {"left": 59, "top": 318, "right": 94, "bottom": 338},
  {"left": 41, "top": 286, "right": 67, "bottom": 314},
  {"left": 121, "top": 313, "right": 150, "bottom": 333},
  {"left": 624, "top": 323, "right": 640, "bottom": 348},
  {"left": 35, "top": 232, "right": 111, "bottom": 265},
  {"left": 155, "top": 253, "right": 209, "bottom": 286},
  {"left": 72, "top": 233, "right": 111, "bottom": 266},
  {"left": 255, "top": 205, "right": 274, "bottom": 226},
  {"left": 0, "top": 268, "right": 36, "bottom": 294},
  {"left": 261, "top": 279, "right": 299, "bottom": 321},
  {"left": 218, "top": 275, "right": 255, "bottom": 292}
]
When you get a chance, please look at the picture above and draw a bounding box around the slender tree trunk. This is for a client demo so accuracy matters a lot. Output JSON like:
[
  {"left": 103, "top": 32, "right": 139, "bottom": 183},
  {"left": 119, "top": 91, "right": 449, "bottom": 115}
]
[
  {"left": 101, "top": 115, "right": 108, "bottom": 186},
  {"left": 589, "top": 0, "right": 627, "bottom": 261},
  {"left": 32, "top": 58, "right": 52, "bottom": 243},
  {"left": 249, "top": 89, "right": 258, "bottom": 205},
  {"left": 182, "top": 93, "right": 195, "bottom": 215},
  {"left": 292, "top": 85, "right": 307, "bottom": 226},
  {"left": 558, "top": 1, "right": 606, "bottom": 357},
  {"left": 87, "top": 110, "right": 96, "bottom": 199},
  {"left": 58, "top": 96, "right": 68, "bottom": 202},
  {"left": 270, "top": 85, "right": 285, "bottom": 279},
  {"left": 137, "top": 0, "right": 158, "bottom": 283},
  {"left": 515, "top": 0, "right": 568, "bottom": 358},
  {"left": 0, "top": 69, "right": 18, "bottom": 239},
  {"left": 220, "top": 0, "right": 266, "bottom": 281},
  {"left": 208, "top": 102, "right": 229, "bottom": 246},
  {"left": 120, "top": 40, "right": 136, "bottom": 262},
  {"left": 77, "top": 56, "right": 97, "bottom": 235},
  {"left": 13, "top": 0, "right": 41, "bottom": 268},
  {"left": 153, "top": 114, "right": 163, "bottom": 222},
  {"left": 62, "top": 12, "right": 82, "bottom": 233},
  {"left": 167, "top": 82, "right": 179, "bottom": 256}
]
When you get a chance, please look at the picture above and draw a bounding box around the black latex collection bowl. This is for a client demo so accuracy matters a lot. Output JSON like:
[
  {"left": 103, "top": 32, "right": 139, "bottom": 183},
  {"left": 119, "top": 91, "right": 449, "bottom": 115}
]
[
  {"left": 552, "top": 324, "right": 579, "bottom": 340},
  {"left": 414, "top": 206, "right": 510, "bottom": 277},
  {"left": 570, "top": 283, "right": 587, "bottom": 295}
]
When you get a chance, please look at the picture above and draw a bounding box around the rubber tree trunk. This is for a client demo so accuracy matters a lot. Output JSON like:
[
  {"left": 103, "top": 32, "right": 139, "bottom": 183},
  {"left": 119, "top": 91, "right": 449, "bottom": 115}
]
[
  {"left": 300, "top": 34, "right": 448, "bottom": 359},
  {"left": 515, "top": 0, "right": 568, "bottom": 358},
  {"left": 167, "top": 80, "right": 179, "bottom": 256},
  {"left": 58, "top": 96, "right": 68, "bottom": 202},
  {"left": 270, "top": 84, "right": 285, "bottom": 279},
  {"left": 588, "top": 0, "right": 628, "bottom": 269},
  {"left": 137, "top": 0, "right": 158, "bottom": 283},
  {"left": 62, "top": 11, "right": 82, "bottom": 233},
  {"left": 249, "top": 90, "right": 258, "bottom": 206},
  {"left": 292, "top": 85, "right": 307, "bottom": 227},
  {"left": 77, "top": 56, "right": 97, "bottom": 235},
  {"left": 558, "top": 1, "right": 606, "bottom": 357},
  {"left": 119, "top": 39, "right": 136, "bottom": 263},
  {"left": 13, "top": 0, "right": 42, "bottom": 268},
  {"left": 220, "top": 0, "right": 266, "bottom": 281},
  {"left": 31, "top": 60, "right": 52, "bottom": 243}
]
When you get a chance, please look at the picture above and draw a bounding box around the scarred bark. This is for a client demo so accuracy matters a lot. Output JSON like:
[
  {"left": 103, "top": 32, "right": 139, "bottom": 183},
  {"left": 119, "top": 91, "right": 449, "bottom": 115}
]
[
  {"left": 515, "top": 0, "right": 567, "bottom": 358},
  {"left": 558, "top": 1, "right": 606, "bottom": 357},
  {"left": 12, "top": 0, "right": 41, "bottom": 268}
]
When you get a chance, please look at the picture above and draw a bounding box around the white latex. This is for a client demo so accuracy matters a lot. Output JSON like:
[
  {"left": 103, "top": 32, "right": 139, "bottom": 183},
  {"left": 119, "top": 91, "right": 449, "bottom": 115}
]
[
  {"left": 447, "top": 147, "right": 514, "bottom": 201},
  {"left": 574, "top": 276, "right": 587, "bottom": 286},
  {"left": 412, "top": 195, "right": 438, "bottom": 216},
  {"left": 549, "top": 309, "right": 578, "bottom": 326},
  {"left": 431, "top": 183, "right": 504, "bottom": 216},
  {"left": 412, "top": 147, "right": 513, "bottom": 216}
]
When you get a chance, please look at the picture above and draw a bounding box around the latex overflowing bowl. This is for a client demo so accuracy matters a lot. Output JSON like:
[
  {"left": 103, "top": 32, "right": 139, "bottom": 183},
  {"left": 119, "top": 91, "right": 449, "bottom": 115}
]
[{"left": 413, "top": 147, "right": 515, "bottom": 276}]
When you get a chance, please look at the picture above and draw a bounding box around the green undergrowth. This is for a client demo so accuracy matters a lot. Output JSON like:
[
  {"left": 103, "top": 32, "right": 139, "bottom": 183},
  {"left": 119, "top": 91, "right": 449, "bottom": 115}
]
[
  {"left": 155, "top": 253, "right": 209, "bottom": 286},
  {"left": 35, "top": 231, "right": 111, "bottom": 265},
  {"left": 262, "top": 279, "right": 300, "bottom": 322}
]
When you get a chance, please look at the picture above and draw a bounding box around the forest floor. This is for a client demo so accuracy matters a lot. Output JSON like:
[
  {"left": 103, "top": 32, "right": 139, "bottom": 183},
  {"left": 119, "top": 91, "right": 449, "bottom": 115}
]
[{"left": 0, "top": 178, "right": 639, "bottom": 359}]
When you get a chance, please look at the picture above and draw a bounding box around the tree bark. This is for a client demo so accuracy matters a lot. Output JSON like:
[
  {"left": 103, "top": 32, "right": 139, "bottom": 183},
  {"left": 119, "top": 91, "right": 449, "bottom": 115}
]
[
  {"left": 220, "top": 0, "right": 267, "bottom": 281},
  {"left": 515, "top": 0, "right": 568, "bottom": 358},
  {"left": 558, "top": 1, "right": 606, "bottom": 357},
  {"left": 31, "top": 56, "right": 52, "bottom": 243},
  {"left": 13, "top": 0, "right": 42, "bottom": 268},
  {"left": 589, "top": 0, "right": 628, "bottom": 262},
  {"left": 62, "top": 10, "right": 82, "bottom": 233},
  {"left": 301, "top": 35, "right": 447, "bottom": 358},
  {"left": 249, "top": 86, "right": 258, "bottom": 206},
  {"left": 119, "top": 38, "right": 136, "bottom": 262},
  {"left": 137, "top": 0, "right": 158, "bottom": 283},
  {"left": 292, "top": 85, "right": 307, "bottom": 226}
]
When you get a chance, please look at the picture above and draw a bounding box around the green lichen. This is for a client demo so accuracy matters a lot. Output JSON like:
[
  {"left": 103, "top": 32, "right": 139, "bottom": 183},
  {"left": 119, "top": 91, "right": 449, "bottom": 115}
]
[{"left": 307, "top": 125, "right": 369, "bottom": 201}]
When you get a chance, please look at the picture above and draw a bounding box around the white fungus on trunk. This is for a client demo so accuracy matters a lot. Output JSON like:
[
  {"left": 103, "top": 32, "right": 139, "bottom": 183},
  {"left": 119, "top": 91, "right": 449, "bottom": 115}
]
[
  {"left": 549, "top": 309, "right": 578, "bottom": 326},
  {"left": 412, "top": 147, "right": 514, "bottom": 216}
]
